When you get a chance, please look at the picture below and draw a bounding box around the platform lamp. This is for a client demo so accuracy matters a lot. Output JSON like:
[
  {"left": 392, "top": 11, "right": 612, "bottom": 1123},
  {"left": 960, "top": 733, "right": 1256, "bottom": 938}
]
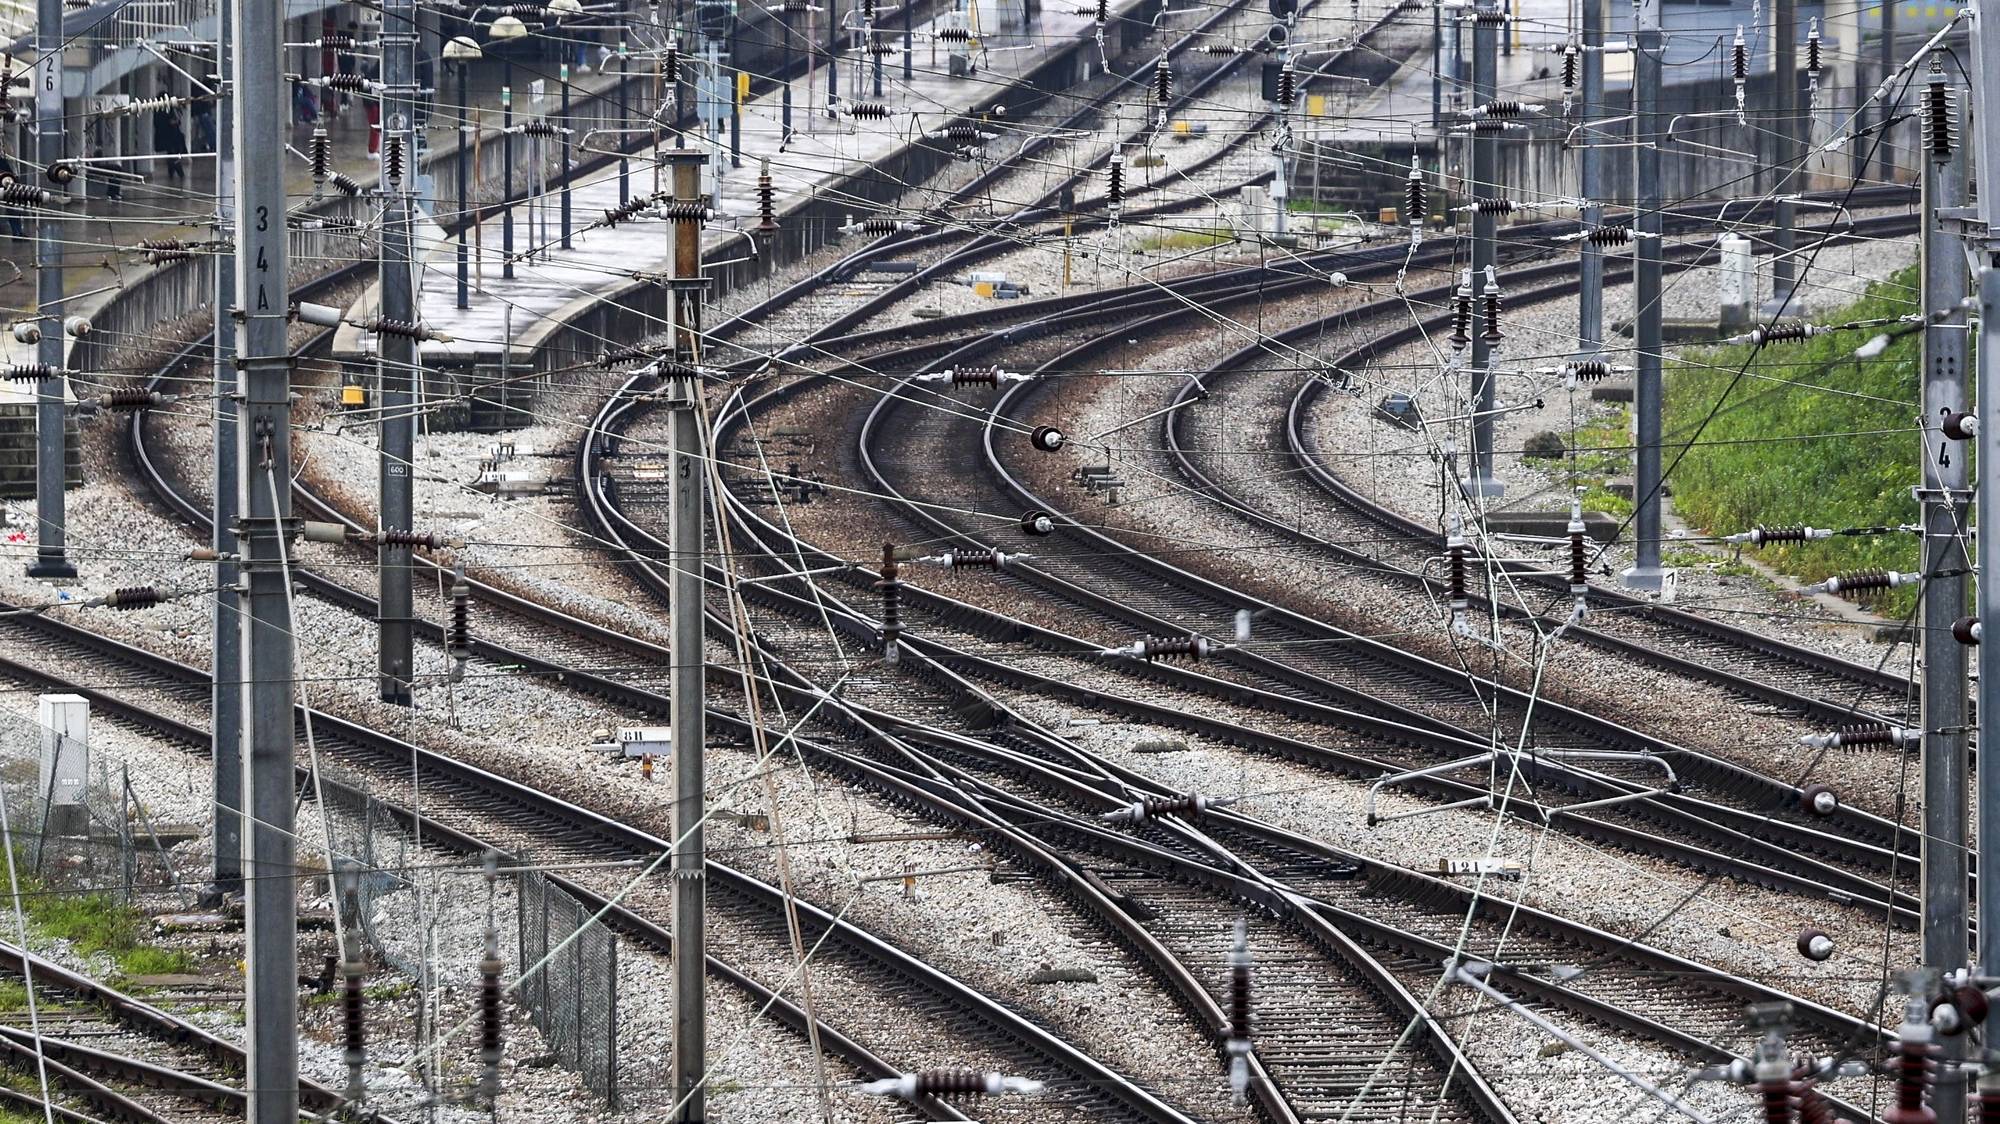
[
  {"left": 444, "top": 34, "right": 482, "bottom": 309},
  {"left": 489, "top": 13, "right": 529, "bottom": 279},
  {"left": 547, "top": 0, "right": 584, "bottom": 250}
]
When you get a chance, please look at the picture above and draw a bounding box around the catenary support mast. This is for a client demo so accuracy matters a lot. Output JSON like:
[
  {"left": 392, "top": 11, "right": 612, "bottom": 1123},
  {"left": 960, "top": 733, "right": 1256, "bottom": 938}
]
[
  {"left": 232, "top": 0, "right": 302, "bottom": 1116},
  {"left": 210, "top": 0, "right": 243, "bottom": 895},
  {"left": 1462, "top": 0, "right": 1502, "bottom": 498},
  {"left": 1621, "top": 0, "right": 1665, "bottom": 589},
  {"left": 664, "top": 147, "right": 709, "bottom": 1124},
  {"left": 1918, "top": 51, "right": 1970, "bottom": 1123},
  {"left": 28, "top": 0, "right": 73, "bottom": 580},
  {"left": 378, "top": 0, "right": 419, "bottom": 704}
]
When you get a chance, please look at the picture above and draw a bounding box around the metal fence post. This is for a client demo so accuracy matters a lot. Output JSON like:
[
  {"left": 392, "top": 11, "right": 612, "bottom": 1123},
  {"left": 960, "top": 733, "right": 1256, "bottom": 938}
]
[
  {"left": 573, "top": 913, "right": 585, "bottom": 1067},
  {"left": 606, "top": 933, "right": 619, "bottom": 1107},
  {"left": 120, "top": 763, "right": 131, "bottom": 902}
]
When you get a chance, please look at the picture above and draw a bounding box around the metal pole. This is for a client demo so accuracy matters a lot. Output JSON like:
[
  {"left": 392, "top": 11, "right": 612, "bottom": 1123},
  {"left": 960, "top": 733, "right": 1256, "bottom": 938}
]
[
  {"left": 1763, "top": 0, "right": 1798, "bottom": 316},
  {"left": 1575, "top": 0, "right": 1603, "bottom": 356},
  {"left": 503, "top": 63, "right": 514, "bottom": 279},
  {"left": 827, "top": 0, "right": 839, "bottom": 106},
  {"left": 210, "top": 0, "right": 243, "bottom": 897},
  {"left": 1974, "top": 0, "right": 2000, "bottom": 215},
  {"left": 730, "top": 34, "right": 742, "bottom": 169},
  {"left": 903, "top": 0, "right": 912, "bottom": 81},
  {"left": 1431, "top": 0, "right": 1441, "bottom": 135},
  {"left": 232, "top": 0, "right": 299, "bottom": 1117},
  {"left": 1971, "top": 0, "right": 2000, "bottom": 1058},
  {"left": 27, "top": 0, "right": 74, "bottom": 580},
  {"left": 1462, "top": 0, "right": 1501, "bottom": 498},
  {"left": 1622, "top": 0, "right": 1665, "bottom": 588},
  {"left": 781, "top": 9, "right": 793, "bottom": 139},
  {"left": 1877, "top": 0, "right": 1896, "bottom": 182},
  {"left": 1271, "top": 42, "right": 1291, "bottom": 237},
  {"left": 560, "top": 62, "right": 573, "bottom": 248},
  {"left": 456, "top": 59, "right": 470, "bottom": 309},
  {"left": 619, "top": 37, "right": 632, "bottom": 203},
  {"left": 703, "top": 41, "right": 723, "bottom": 201},
  {"left": 1918, "top": 55, "right": 1969, "bottom": 1123},
  {"left": 664, "top": 146, "right": 709, "bottom": 1124},
  {"left": 1977, "top": 267, "right": 2000, "bottom": 1057},
  {"left": 870, "top": 1, "right": 881, "bottom": 96},
  {"left": 378, "top": 0, "right": 418, "bottom": 705}
]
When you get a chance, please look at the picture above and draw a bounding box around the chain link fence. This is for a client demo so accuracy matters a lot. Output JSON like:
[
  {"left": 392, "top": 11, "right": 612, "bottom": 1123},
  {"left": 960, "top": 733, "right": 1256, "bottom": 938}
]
[
  {"left": 321, "top": 802, "right": 621, "bottom": 1106},
  {"left": 322, "top": 794, "right": 431, "bottom": 979},
  {"left": 0, "top": 704, "right": 181, "bottom": 905},
  {"left": 0, "top": 701, "right": 626, "bottom": 1106},
  {"left": 517, "top": 868, "right": 619, "bottom": 1106}
]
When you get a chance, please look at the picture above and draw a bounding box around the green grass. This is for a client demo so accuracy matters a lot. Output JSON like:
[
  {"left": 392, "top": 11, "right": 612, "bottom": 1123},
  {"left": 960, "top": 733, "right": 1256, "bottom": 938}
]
[
  {"left": 1663, "top": 265, "right": 1924, "bottom": 615},
  {"left": 1136, "top": 227, "right": 1232, "bottom": 252},
  {"left": 116, "top": 945, "right": 194, "bottom": 977},
  {"left": 1568, "top": 408, "right": 1631, "bottom": 478},
  {"left": 0, "top": 1066, "right": 51, "bottom": 1120},
  {"left": 1580, "top": 483, "right": 1632, "bottom": 518},
  {"left": 1540, "top": 406, "right": 1635, "bottom": 517},
  {"left": 29, "top": 893, "right": 137, "bottom": 959},
  {"left": 1, "top": 862, "right": 197, "bottom": 982},
  {"left": 1661, "top": 545, "right": 1761, "bottom": 580}
]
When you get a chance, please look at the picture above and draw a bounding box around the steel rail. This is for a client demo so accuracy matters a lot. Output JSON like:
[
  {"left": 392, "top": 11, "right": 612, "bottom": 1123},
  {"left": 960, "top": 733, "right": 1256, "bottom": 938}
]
[{"left": 819, "top": 219, "right": 1924, "bottom": 922}]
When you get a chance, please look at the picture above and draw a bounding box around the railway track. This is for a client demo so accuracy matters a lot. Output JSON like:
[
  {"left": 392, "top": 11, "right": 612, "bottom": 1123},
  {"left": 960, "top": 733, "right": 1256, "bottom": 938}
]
[
  {"left": 0, "top": 598, "right": 1218, "bottom": 1124},
  {"left": 205, "top": 293, "right": 1521, "bottom": 1119},
  {"left": 588, "top": 233, "right": 1915, "bottom": 1120},
  {"left": 111, "top": 44, "right": 1374, "bottom": 1109},
  {"left": 552, "top": 179, "right": 1920, "bottom": 1104},
  {"left": 585, "top": 375, "right": 1901, "bottom": 1121},
  {"left": 0, "top": 1029, "right": 228, "bottom": 1124},
  {"left": 560, "top": 179, "right": 1920, "bottom": 1104},
  {"left": 1149, "top": 219, "right": 1932, "bottom": 837},
  {"left": 104, "top": 6, "right": 1426, "bottom": 1113},
  {"left": 1169, "top": 228, "right": 1919, "bottom": 731},
  {"left": 744, "top": 212, "right": 1918, "bottom": 926},
  {"left": 593, "top": 446, "right": 1520, "bottom": 1121},
  {"left": 0, "top": 940, "right": 381, "bottom": 1124},
  {"left": 86, "top": 6, "right": 1912, "bottom": 1112},
  {"left": 705, "top": 0, "right": 1421, "bottom": 374}
]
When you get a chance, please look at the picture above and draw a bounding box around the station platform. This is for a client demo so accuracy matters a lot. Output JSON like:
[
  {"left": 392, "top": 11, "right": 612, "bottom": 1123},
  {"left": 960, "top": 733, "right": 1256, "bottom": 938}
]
[
  {"left": 330, "top": 0, "right": 1163, "bottom": 407},
  {"left": 0, "top": 54, "right": 626, "bottom": 376},
  {"left": 1308, "top": 0, "right": 1571, "bottom": 149}
]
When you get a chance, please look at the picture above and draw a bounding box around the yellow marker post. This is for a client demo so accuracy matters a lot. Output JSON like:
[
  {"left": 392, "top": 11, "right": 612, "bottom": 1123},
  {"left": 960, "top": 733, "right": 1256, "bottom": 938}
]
[
  {"left": 1306, "top": 94, "right": 1325, "bottom": 117},
  {"left": 737, "top": 70, "right": 749, "bottom": 104}
]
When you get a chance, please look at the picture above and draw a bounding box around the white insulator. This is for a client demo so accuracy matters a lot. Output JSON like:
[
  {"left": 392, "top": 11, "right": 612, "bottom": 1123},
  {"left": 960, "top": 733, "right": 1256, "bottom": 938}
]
[
  {"left": 1722, "top": 526, "right": 1832, "bottom": 545},
  {"left": 1798, "top": 930, "right": 1835, "bottom": 962},
  {"left": 292, "top": 301, "right": 345, "bottom": 328},
  {"left": 858, "top": 1073, "right": 1045, "bottom": 1098},
  {"left": 1813, "top": 570, "right": 1918, "bottom": 594},
  {"left": 1798, "top": 725, "right": 1919, "bottom": 750}
]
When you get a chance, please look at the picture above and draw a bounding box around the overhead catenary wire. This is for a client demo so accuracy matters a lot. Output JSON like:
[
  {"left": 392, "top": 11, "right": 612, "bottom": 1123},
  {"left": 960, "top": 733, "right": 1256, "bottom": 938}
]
[{"left": 23, "top": 0, "right": 1968, "bottom": 1104}]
